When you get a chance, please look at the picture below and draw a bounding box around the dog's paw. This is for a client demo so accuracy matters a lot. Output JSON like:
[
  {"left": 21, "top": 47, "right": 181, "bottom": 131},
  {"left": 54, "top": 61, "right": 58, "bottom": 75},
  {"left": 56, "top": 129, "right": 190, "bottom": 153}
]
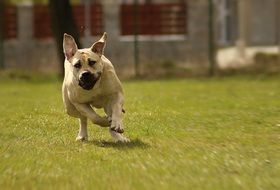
[
  {"left": 110, "top": 120, "right": 124, "bottom": 133},
  {"left": 75, "top": 135, "right": 88, "bottom": 142},
  {"left": 109, "top": 129, "right": 130, "bottom": 143},
  {"left": 120, "top": 136, "right": 130, "bottom": 143}
]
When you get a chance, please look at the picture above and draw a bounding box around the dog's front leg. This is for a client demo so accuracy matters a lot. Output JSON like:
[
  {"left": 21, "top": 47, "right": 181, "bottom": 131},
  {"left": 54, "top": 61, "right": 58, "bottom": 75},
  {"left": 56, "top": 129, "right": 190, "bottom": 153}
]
[
  {"left": 110, "top": 101, "right": 124, "bottom": 133},
  {"left": 108, "top": 100, "right": 130, "bottom": 143},
  {"left": 76, "top": 116, "right": 88, "bottom": 141},
  {"left": 73, "top": 103, "right": 110, "bottom": 127}
]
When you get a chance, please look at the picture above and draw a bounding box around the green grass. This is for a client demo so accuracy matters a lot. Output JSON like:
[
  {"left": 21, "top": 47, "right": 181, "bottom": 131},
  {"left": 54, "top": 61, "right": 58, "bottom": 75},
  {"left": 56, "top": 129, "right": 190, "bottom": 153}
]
[{"left": 0, "top": 76, "right": 280, "bottom": 190}]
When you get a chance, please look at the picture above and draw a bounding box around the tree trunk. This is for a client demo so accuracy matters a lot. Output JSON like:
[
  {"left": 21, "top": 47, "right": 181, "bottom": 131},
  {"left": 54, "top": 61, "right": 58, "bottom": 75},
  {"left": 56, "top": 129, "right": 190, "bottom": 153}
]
[
  {"left": 0, "top": 0, "right": 4, "bottom": 69},
  {"left": 48, "top": 0, "right": 81, "bottom": 76}
]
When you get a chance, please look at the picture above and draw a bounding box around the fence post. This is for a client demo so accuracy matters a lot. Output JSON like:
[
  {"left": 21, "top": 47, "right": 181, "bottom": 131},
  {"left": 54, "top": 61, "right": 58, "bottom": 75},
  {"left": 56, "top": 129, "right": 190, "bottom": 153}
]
[
  {"left": 278, "top": 0, "right": 280, "bottom": 64},
  {"left": 0, "top": 1, "right": 4, "bottom": 69},
  {"left": 133, "top": 0, "right": 140, "bottom": 77},
  {"left": 208, "top": 0, "right": 216, "bottom": 76}
]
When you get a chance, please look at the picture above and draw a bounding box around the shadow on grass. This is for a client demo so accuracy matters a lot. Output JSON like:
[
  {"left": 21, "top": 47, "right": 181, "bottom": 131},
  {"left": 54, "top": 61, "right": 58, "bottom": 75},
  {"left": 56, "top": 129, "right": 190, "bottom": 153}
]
[{"left": 88, "top": 138, "right": 150, "bottom": 149}]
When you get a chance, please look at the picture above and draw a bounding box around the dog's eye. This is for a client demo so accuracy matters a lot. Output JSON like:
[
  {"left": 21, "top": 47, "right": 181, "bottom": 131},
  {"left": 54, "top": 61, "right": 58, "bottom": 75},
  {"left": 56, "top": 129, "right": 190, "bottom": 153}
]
[
  {"left": 74, "top": 62, "right": 82, "bottom": 69},
  {"left": 88, "top": 60, "right": 96, "bottom": 67}
]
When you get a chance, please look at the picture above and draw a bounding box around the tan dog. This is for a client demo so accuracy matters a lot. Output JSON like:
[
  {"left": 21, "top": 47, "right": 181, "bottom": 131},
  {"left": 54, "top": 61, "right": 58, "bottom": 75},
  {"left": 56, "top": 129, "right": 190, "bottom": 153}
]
[{"left": 62, "top": 32, "right": 129, "bottom": 142}]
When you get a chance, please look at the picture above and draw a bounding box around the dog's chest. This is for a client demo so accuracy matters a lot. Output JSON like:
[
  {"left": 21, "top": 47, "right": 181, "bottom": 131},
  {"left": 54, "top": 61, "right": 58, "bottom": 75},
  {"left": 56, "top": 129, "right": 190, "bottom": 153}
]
[
  {"left": 90, "top": 95, "right": 108, "bottom": 108},
  {"left": 75, "top": 90, "right": 108, "bottom": 108}
]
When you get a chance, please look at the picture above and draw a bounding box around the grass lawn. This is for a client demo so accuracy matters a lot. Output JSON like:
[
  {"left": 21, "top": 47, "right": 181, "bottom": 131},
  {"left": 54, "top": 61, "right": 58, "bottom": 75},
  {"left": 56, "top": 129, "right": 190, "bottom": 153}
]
[{"left": 0, "top": 76, "right": 280, "bottom": 190}]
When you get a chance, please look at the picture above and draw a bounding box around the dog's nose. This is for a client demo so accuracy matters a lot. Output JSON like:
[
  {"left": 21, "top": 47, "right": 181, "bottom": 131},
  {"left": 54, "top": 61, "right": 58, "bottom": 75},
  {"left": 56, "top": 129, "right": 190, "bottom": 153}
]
[{"left": 81, "top": 72, "right": 91, "bottom": 79}]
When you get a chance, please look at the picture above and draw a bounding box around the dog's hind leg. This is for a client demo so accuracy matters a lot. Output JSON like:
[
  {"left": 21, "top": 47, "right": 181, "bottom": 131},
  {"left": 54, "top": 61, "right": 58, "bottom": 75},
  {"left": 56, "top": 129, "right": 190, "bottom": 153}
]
[{"left": 76, "top": 116, "right": 88, "bottom": 141}]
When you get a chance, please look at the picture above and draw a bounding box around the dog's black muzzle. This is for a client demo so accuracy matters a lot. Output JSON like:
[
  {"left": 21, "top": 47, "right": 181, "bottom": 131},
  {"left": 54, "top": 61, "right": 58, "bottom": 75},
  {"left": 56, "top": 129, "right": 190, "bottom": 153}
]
[{"left": 78, "top": 71, "right": 101, "bottom": 90}]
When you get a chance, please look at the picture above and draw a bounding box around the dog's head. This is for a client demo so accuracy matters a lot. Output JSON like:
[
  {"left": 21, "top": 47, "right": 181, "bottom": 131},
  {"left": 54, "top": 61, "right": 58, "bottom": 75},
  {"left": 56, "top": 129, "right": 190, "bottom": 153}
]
[{"left": 63, "top": 32, "right": 107, "bottom": 90}]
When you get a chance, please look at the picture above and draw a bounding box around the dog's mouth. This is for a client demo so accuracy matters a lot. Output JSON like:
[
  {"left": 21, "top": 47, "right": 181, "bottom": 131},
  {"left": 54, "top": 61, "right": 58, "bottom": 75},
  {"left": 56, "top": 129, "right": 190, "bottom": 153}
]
[{"left": 78, "top": 72, "right": 101, "bottom": 90}]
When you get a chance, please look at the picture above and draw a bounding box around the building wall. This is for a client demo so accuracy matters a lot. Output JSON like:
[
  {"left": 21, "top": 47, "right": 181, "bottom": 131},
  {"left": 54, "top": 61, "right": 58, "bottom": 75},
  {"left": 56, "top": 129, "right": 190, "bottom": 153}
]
[
  {"left": 103, "top": 0, "right": 209, "bottom": 70},
  {"left": 217, "top": 0, "right": 278, "bottom": 46},
  {"left": 250, "top": 0, "right": 278, "bottom": 45},
  {"left": 3, "top": 0, "right": 279, "bottom": 75},
  {"left": 4, "top": 5, "right": 59, "bottom": 73},
  {"left": 3, "top": 1, "right": 209, "bottom": 75}
]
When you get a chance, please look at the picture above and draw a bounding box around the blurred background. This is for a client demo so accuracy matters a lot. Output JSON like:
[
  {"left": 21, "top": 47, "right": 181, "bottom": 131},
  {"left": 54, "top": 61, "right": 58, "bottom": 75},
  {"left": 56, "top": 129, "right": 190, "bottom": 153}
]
[{"left": 0, "top": 0, "right": 279, "bottom": 79}]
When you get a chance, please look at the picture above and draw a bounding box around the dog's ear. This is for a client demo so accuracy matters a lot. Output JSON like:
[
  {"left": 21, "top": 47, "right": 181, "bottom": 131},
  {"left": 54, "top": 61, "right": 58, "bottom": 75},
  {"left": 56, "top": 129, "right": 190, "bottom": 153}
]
[
  {"left": 63, "top": 33, "right": 78, "bottom": 60},
  {"left": 91, "top": 32, "right": 107, "bottom": 56}
]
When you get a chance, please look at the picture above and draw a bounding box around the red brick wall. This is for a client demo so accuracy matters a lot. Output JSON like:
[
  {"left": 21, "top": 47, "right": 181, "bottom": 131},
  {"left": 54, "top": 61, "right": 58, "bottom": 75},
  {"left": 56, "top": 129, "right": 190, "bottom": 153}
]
[
  {"left": 33, "top": 5, "right": 51, "bottom": 39},
  {"left": 33, "top": 4, "right": 103, "bottom": 39},
  {"left": 120, "top": 3, "right": 187, "bottom": 36},
  {"left": 3, "top": 6, "right": 17, "bottom": 39}
]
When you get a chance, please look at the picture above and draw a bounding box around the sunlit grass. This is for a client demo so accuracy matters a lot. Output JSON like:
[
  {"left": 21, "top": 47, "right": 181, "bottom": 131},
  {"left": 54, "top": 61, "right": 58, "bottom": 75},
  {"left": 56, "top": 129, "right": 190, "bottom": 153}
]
[{"left": 0, "top": 76, "right": 280, "bottom": 189}]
